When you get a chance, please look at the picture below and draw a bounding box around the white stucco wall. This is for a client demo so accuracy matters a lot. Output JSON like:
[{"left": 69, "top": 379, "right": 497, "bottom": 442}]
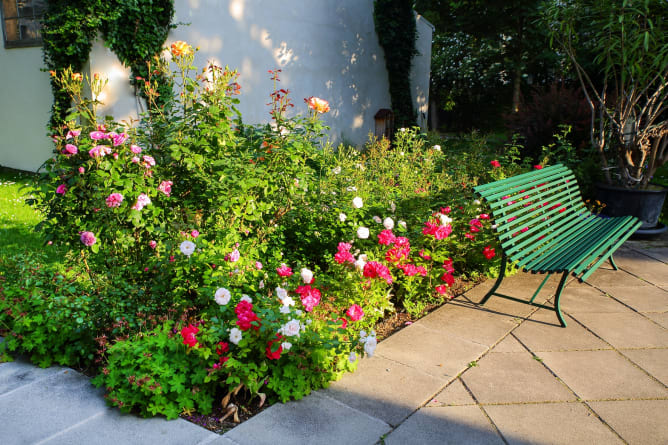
[
  {"left": 0, "top": 45, "right": 53, "bottom": 172},
  {"left": 0, "top": 1, "right": 432, "bottom": 171}
]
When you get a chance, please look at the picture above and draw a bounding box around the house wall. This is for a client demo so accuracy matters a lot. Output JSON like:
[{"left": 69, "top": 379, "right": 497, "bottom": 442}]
[
  {"left": 0, "top": 0, "right": 432, "bottom": 171},
  {"left": 0, "top": 45, "right": 53, "bottom": 172}
]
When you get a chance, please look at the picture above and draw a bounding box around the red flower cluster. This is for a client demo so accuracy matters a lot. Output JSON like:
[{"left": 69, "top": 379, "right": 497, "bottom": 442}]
[
  {"left": 180, "top": 324, "right": 199, "bottom": 348},
  {"left": 363, "top": 261, "right": 393, "bottom": 284},
  {"left": 334, "top": 242, "right": 355, "bottom": 264},
  {"left": 397, "top": 263, "right": 427, "bottom": 277},
  {"left": 378, "top": 229, "right": 396, "bottom": 246},
  {"left": 346, "top": 304, "right": 364, "bottom": 321},
  {"left": 483, "top": 246, "right": 496, "bottom": 260},
  {"left": 422, "top": 221, "right": 452, "bottom": 240},
  {"left": 235, "top": 301, "right": 260, "bottom": 331},
  {"left": 490, "top": 160, "right": 501, "bottom": 168},
  {"left": 442, "top": 258, "right": 454, "bottom": 273},
  {"left": 266, "top": 334, "right": 283, "bottom": 360},
  {"left": 276, "top": 264, "right": 293, "bottom": 277},
  {"left": 295, "top": 285, "right": 321, "bottom": 312},
  {"left": 469, "top": 218, "right": 483, "bottom": 233},
  {"left": 214, "top": 341, "right": 230, "bottom": 367},
  {"left": 441, "top": 272, "right": 455, "bottom": 286}
]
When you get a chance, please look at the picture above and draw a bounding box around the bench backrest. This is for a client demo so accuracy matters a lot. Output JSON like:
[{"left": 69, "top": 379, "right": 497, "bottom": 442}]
[{"left": 474, "top": 164, "right": 589, "bottom": 264}]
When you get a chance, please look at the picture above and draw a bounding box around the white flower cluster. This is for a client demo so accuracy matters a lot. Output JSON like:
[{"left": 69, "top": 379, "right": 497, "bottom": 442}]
[{"left": 359, "top": 330, "right": 377, "bottom": 357}]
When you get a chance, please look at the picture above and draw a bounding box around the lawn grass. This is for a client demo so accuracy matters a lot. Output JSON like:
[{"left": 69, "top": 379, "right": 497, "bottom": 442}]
[{"left": 0, "top": 168, "right": 63, "bottom": 266}]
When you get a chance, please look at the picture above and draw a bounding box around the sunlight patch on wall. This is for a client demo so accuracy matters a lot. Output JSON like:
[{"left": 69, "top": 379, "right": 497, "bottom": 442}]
[
  {"left": 274, "top": 42, "right": 296, "bottom": 66},
  {"left": 352, "top": 114, "right": 364, "bottom": 129},
  {"left": 229, "top": 0, "right": 244, "bottom": 21}
]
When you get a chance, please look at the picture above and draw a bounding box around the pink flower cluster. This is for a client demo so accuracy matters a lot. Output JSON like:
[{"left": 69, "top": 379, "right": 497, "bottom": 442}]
[
  {"left": 422, "top": 221, "right": 452, "bottom": 239},
  {"left": 363, "top": 261, "right": 393, "bottom": 284},
  {"left": 295, "top": 285, "right": 321, "bottom": 312},
  {"left": 235, "top": 301, "right": 260, "bottom": 331},
  {"left": 80, "top": 231, "right": 96, "bottom": 246},
  {"left": 334, "top": 242, "right": 355, "bottom": 264},
  {"left": 106, "top": 193, "right": 123, "bottom": 208},
  {"left": 158, "top": 180, "right": 172, "bottom": 196},
  {"left": 276, "top": 264, "right": 293, "bottom": 277},
  {"left": 180, "top": 324, "right": 199, "bottom": 347},
  {"left": 385, "top": 235, "right": 410, "bottom": 264},
  {"left": 346, "top": 304, "right": 364, "bottom": 321},
  {"left": 131, "top": 193, "right": 151, "bottom": 211}
]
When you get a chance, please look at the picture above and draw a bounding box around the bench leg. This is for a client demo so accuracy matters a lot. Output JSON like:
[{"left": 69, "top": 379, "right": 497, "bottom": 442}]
[
  {"left": 554, "top": 271, "right": 569, "bottom": 327},
  {"left": 479, "top": 253, "right": 507, "bottom": 305},
  {"left": 609, "top": 255, "right": 619, "bottom": 270}
]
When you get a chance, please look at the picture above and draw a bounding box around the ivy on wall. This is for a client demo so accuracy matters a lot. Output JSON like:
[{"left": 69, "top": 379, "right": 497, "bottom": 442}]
[
  {"left": 373, "top": 0, "right": 418, "bottom": 128},
  {"left": 42, "top": 0, "right": 175, "bottom": 131}
]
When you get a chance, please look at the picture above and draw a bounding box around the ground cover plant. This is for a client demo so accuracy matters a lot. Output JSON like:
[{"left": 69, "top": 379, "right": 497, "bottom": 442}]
[{"left": 0, "top": 42, "right": 525, "bottom": 423}]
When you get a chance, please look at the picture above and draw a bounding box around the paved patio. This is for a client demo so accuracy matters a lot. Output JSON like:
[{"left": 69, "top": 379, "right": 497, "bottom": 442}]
[{"left": 1, "top": 236, "right": 667, "bottom": 444}]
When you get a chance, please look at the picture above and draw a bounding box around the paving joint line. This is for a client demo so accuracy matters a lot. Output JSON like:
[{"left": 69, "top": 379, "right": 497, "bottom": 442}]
[
  {"left": 458, "top": 377, "right": 509, "bottom": 445},
  {"left": 0, "top": 367, "right": 70, "bottom": 399},
  {"left": 32, "top": 410, "right": 106, "bottom": 445}
]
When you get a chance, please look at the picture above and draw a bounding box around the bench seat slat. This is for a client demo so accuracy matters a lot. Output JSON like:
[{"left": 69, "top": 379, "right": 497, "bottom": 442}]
[
  {"left": 494, "top": 182, "right": 582, "bottom": 228},
  {"left": 503, "top": 209, "right": 585, "bottom": 256}
]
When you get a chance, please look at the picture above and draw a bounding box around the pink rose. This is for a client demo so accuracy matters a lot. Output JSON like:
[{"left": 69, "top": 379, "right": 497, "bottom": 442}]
[
  {"left": 158, "top": 180, "right": 172, "bottom": 196},
  {"left": 142, "top": 155, "right": 156, "bottom": 168},
  {"left": 377, "top": 229, "right": 396, "bottom": 246},
  {"left": 276, "top": 264, "right": 293, "bottom": 277},
  {"left": 130, "top": 145, "right": 142, "bottom": 154},
  {"left": 66, "top": 129, "right": 81, "bottom": 139},
  {"left": 255, "top": 261, "right": 263, "bottom": 270},
  {"left": 225, "top": 248, "right": 240, "bottom": 262},
  {"left": 346, "top": 304, "right": 364, "bottom": 321},
  {"left": 56, "top": 184, "right": 67, "bottom": 195},
  {"left": 149, "top": 240, "right": 157, "bottom": 249},
  {"left": 131, "top": 156, "right": 140, "bottom": 164},
  {"left": 89, "top": 131, "right": 107, "bottom": 140},
  {"left": 191, "top": 230, "right": 199, "bottom": 238},
  {"left": 131, "top": 193, "right": 151, "bottom": 211},
  {"left": 63, "top": 144, "right": 78, "bottom": 156},
  {"left": 112, "top": 132, "right": 128, "bottom": 146},
  {"left": 106, "top": 193, "right": 123, "bottom": 208},
  {"left": 80, "top": 231, "right": 96, "bottom": 246},
  {"left": 78, "top": 167, "right": 85, "bottom": 174}
]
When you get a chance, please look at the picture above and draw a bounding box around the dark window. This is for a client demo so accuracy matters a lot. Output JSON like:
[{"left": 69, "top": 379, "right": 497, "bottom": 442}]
[{"left": 1, "top": 0, "right": 45, "bottom": 48}]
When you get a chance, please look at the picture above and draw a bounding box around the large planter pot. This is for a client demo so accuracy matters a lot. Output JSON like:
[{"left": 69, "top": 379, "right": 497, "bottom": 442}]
[{"left": 595, "top": 183, "right": 667, "bottom": 232}]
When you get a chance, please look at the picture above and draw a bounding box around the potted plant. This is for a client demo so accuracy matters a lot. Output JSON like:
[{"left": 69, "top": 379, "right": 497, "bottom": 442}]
[{"left": 544, "top": 0, "right": 668, "bottom": 232}]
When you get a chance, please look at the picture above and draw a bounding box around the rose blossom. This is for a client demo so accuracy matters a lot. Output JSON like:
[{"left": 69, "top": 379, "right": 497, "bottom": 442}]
[
  {"left": 111, "top": 132, "right": 128, "bottom": 146},
  {"left": 255, "top": 261, "right": 263, "bottom": 270},
  {"left": 490, "top": 160, "right": 501, "bottom": 168},
  {"left": 149, "top": 240, "right": 157, "bottom": 249},
  {"left": 105, "top": 193, "right": 123, "bottom": 208},
  {"left": 338, "top": 212, "right": 347, "bottom": 222},
  {"left": 78, "top": 167, "right": 85, "bottom": 174},
  {"left": 240, "top": 294, "right": 252, "bottom": 303},
  {"left": 383, "top": 217, "right": 395, "bottom": 230},
  {"left": 142, "top": 155, "right": 156, "bottom": 168},
  {"left": 276, "top": 264, "right": 293, "bottom": 277},
  {"left": 357, "top": 226, "right": 370, "bottom": 239},
  {"left": 281, "top": 342, "right": 292, "bottom": 351},
  {"left": 372, "top": 215, "right": 382, "bottom": 224},
  {"left": 300, "top": 268, "right": 313, "bottom": 284},
  {"left": 56, "top": 184, "right": 67, "bottom": 195},
  {"left": 215, "top": 287, "right": 232, "bottom": 305},
  {"left": 131, "top": 193, "right": 151, "bottom": 211},
  {"left": 346, "top": 304, "right": 364, "bottom": 321},
  {"left": 275, "top": 287, "right": 289, "bottom": 301},
  {"left": 352, "top": 197, "right": 363, "bottom": 208},
  {"left": 89, "top": 130, "right": 106, "bottom": 140},
  {"left": 66, "top": 129, "right": 81, "bottom": 139},
  {"left": 131, "top": 156, "right": 140, "bottom": 163},
  {"left": 130, "top": 145, "right": 142, "bottom": 154},
  {"left": 80, "top": 231, "right": 96, "bottom": 246},
  {"left": 364, "top": 335, "right": 377, "bottom": 357},
  {"left": 305, "top": 96, "right": 330, "bottom": 114},
  {"left": 179, "top": 240, "right": 196, "bottom": 256},
  {"left": 63, "top": 144, "right": 78, "bottom": 156},
  {"left": 229, "top": 327, "right": 242, "bottom": 345},
  {"left": 294, "top": 285, "right": 321, "bottom": 312},
  {"left": 483, "top": 246, "right": 496, "bottom": 260},
  {"left": 158, "top": 180, "right": 172, "bottom": 196},
  {"left": 190, "top": 230, "right": 199, "bottom": 238},
  {"left": 377, "top": 229, "right": 396, "bottom": 246},
  {"left": 280, "top": 319, "right": 301, "bottom": 337},
  {"left": 180, "top": 324, "right": 199, "bottom": 347}
]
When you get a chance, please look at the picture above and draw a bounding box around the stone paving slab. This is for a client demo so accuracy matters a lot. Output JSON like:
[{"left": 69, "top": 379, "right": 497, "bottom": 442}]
[
  {"left": 538, "top": 350, "right": 668, "bottom": 400},
  {"left": 513, "top": 309, "right": 611, "bottom": 352},
  {"left": 602, "top": 284, "right": 668, "bottom": 312},
  {"left": 375, "top": 324, "right": 488, "bottom": 381},
  {"left": 644, "top": 311, "right": 668, "bottom": 328},
  {"left": 384, "top": 405, "right": 505, "bottom": 445},
  {"left": 490, "top": 335, "right": 525, "bottom": 353},
  {"left": 0, "top": 368, "right": 107, "bottom": 445},
  {"left": 39, "top": 407, "right": 218, "bottom": 445},
  {"left": 484, "top": 402, "right": 623, "bottom": 445},
  {"left": 619, "top": 348, "right": 668, "bottom": 386},
  {"left": 416, "top": 301, "right": 520, "bottom": 347},
  {"left": 220, "top": 391, "right": 390, "bottom": 445},
  {"left": 324, "top": 354, "right": 446, "bottom": 426},
  {"left": 627, "top": 246, "right": 668, "bottom": 263},
  {"left": 612, "top": 249, "right": 668, "bottom": 287},
  {"left": 559, "top": 283, "right": 633, "bottom": 314},
  {"left": 584, "top": 268, "right": 647, "bottom": 288},
  {"left": 571, "top": 311, "right": 668, "bottom": 348},
  {"left": 0, "top": 360, "right": 66, "bottom": 396},
  {"left": 588, "top": 400, "right": 668, "bottom": 445},
  {"left": 427, "top": 378, "right": 476, "bottom": 407},
  {"left": 461, "top": 351, "right": 576, "bottom": 404}
]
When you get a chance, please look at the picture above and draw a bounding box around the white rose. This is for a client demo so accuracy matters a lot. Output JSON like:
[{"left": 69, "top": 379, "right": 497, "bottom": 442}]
[
  {"left": 474, "top": 199, "right": 481, "bottom": 205},
  {"left": 240, "top": 294, "right": 252, "bottom": 303},
  {"left": 300, "top": 268, "right": 313, "bottom": 284},
  {"left": 372, "top": 215, "right": 382, "bottom": 224},
  {"left": 179, "top": 240, "right": 196, "bottom": 256},
  {"left": 364, "top": 335, "right": 377, "bottom": 357},
  {"left": 433, "top": 144, "right": 441, "bottom": 151},
  {"left": 280, "top": 319, "right": 301, "bottom": 337},
  {"left": 280, "top": 305, "right": 291, "bottom": 314},
  {"left": 229, "top": 328, "right": 242, "bottom": 345},
  {"left": 214, "top": 287, "right": 231, "bottom": 305},
  {"left": 282, "top": 296, "right": 295, "bottom": 307},
  {"left": 383, "top": 217, "right": 394, "bottom": 230},
  {"left": 295, "top": 309, "right": 303, "bottom": 316},
  {"left": 352, "top": 197, "right": 363, "bottom": 208},
  {"left": 276, "top": 286, "right": 288, "bottom": 300},
  {"left": 359, "top": 330, "right": 367, "bottom": 342},
  {"left": 281, "top": 342, "right": 292, "bottom": 351},
  {"left": 339, "top": 212, "right": 347, "bottom": 222},
  {"left": 348, "top": 351, "right": 357, "bottom": 363},
  {"left": 354, "top": 258, "right": 366, "bottom": 271},
  {"left": 259, "top": 280, "right": 265, "bottom": 289},
  {"left": 438, "top": 214, "right": 453, "bottom": 225},
  {"left": 332, "top": 166, "right": 341, "bottom": 175},
  {"left": 357, "top": 226, "right": 369, "bottom": 239}
]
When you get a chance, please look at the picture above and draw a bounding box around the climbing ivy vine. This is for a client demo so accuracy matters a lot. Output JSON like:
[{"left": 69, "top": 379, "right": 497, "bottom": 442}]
[
  {"left": 373, "top": 0, "right": 418, "bottom": 129},
  {"left": 42, "top": 0, "right": 174, "bottom": 131}
]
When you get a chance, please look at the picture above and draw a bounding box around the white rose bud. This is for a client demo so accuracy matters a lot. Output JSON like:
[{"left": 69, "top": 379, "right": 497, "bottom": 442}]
[
  {"left": 300, "top": 267, "right": 313, "bottom": 284},
  {"left": 352, "top": 197, "right": 363, "bottom": 208},
  {"left": 357, "top": 226, "right": 369, "bottom": 239},
  {"left": 383, "top": 217, "right": 394, "bottom": 230},
  {"left": 339, "top": 212, "right": 347, "bottom": 222},
  {"left": 373, "top": 215, "right": 382, "bottom": 224},
  {"left": 433, "top": 144, "right": 441, "bottom": 151}
]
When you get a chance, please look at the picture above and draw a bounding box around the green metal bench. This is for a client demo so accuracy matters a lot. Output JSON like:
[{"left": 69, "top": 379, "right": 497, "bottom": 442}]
[{"left": 473, "top": 164, "right": 641, "bottom": 327}]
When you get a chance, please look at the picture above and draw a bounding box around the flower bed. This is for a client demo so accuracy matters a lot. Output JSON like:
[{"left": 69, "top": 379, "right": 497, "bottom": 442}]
[{"left": 0, "top": 42, "right": 527, "bottom": 422}]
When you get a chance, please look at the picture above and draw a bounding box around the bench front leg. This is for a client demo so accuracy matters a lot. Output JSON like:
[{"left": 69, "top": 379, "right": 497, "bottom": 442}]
[
  {"left": 554, "top": 271, "right": 569, "bottom": 327},
  {"left": 479, "top": 252, "right": 507, "bottom": 305}
]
